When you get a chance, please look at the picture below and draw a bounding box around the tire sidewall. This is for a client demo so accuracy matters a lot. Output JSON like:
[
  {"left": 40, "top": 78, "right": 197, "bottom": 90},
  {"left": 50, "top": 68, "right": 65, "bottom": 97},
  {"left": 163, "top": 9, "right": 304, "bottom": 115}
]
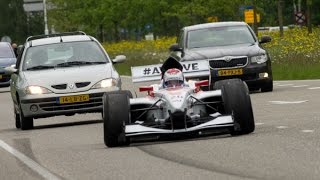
[
  {"left": 103, "top": 91, "right": 131, "bottom": 147},
  {"left": 220, "top": 79, "right": 255, "bottom": 135}
]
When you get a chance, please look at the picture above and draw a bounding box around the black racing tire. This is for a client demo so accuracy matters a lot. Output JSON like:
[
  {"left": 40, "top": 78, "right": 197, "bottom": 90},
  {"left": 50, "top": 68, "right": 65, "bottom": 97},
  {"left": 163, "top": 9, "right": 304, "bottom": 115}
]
[
  {"left": 219, "top": 79, "right": 255, "bottom": 135},
  {"left": 103, "top": 91, "right": 131, "bottom": 147},
  {"left": 213, "top": 80, "right": 224, "bottom": 90},
  {"left": 14, "top": 106, "right": 21, "bottom": 129},
  {"left": 101, "top": 90, "right": 132, "bottom": 118},
  {"left": 261, "top": 80, "right": 273, "bottom": 92},
  {"left": 18, "top": 103, "right": 34, "bottom": 130}
]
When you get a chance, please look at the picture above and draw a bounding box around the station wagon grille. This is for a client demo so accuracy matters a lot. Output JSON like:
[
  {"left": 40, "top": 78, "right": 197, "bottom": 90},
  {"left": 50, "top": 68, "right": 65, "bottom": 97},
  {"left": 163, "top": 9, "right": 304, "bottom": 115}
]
[
  {"left": 22, "top": 93, "right": 104, "bottom": 112},
  {"left": 51, "top": 84, "right": 67, "bottom": 90},
  {"left": 75, "top": 82, "right": 91, "bottom": 88},
  {"left": 209, "top": 57, "right": 248, "bottom": 69}
]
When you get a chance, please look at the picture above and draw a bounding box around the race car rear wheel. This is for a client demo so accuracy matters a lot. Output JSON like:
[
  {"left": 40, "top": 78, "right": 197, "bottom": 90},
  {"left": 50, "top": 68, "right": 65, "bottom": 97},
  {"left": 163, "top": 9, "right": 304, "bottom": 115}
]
[
  {"left": 103, "top": 91, "right": 131, "bottom": 147},
  {"left": 218, "top": 79, "right": 255, "bottom": 135}
]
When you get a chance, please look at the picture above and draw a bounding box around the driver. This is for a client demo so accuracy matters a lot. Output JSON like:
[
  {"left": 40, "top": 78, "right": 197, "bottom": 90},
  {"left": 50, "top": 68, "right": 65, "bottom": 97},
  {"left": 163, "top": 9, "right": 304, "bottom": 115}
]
[{"left": 163, "top": 68, "right": 184, "bottom": 88}]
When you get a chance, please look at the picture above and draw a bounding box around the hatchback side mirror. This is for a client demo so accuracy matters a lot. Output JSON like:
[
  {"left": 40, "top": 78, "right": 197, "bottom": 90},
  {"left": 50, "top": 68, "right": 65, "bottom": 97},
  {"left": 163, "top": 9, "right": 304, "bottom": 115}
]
[
  {"left": 169, "top": 43, "right": 182, "bottom": 52},
  {"left": 4, "top": 66, "right": 18, "bottom": 75}
]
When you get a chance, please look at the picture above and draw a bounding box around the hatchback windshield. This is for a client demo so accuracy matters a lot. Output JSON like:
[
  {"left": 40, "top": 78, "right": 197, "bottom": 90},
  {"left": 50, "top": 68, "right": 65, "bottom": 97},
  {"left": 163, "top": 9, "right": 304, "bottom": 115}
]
[
  {"left": 23, "top": 41, "right": 108, "bottom": 70},
  {"left": 187, "top": 25, "right": 256, "bottom": 49},
  {"left": 0, "top": 43, "right": 15, "bottom": 58}
]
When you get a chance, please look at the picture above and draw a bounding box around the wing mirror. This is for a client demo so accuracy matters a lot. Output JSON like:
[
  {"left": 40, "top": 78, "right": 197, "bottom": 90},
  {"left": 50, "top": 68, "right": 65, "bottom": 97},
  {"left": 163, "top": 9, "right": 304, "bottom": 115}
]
[
  {"left": 195, "top": 80, "right": 209, "bottom": 87},
  {"left": 194, "top": 80, "right": 209, "bottom": 93},
  {"left": 112, "top": 55, "right": 126, "bottom": 64},
  {"left": 169, "top": 43, "right": 182, "bottom": 52},
  {"left": 139, "top": 86, "right": 154, "bottom": 96},
  {"left": 4, "top": 66, "right": 18, "bottom": 75}
]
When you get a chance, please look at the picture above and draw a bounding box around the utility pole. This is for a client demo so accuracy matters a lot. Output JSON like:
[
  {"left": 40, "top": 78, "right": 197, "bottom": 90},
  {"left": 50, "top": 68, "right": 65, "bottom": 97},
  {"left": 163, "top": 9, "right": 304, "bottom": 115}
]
[
  {"left": 253, "top": 0, "right": 258, "bottom": 36},
  {"left": 43, "top": 0, "right": 49, "bottom": 35},
  {"left": 278, "top": 0, "right": 284, "bottom": 37},
  {"left": 306, "top": 0, "right": 312, "bottom": 34}
]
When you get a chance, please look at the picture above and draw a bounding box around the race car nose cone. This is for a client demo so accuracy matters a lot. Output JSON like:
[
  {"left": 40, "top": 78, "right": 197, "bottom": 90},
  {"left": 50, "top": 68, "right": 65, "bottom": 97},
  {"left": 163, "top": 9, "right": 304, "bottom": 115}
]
[{"left": 169, "top": 110, "right": 187, "bottom": 129}]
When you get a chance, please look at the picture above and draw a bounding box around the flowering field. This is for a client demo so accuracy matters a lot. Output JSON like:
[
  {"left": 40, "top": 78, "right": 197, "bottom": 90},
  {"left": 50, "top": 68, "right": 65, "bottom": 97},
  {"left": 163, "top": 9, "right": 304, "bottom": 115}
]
[
  {"left": 103, "top": 37, "right": 175, "bottom": 75},
  {"left": 260, "top": 27, "right": 320, "bottom": 79},
  {"left": 103, "top": 27, "right": 320, "bottom": 79}
]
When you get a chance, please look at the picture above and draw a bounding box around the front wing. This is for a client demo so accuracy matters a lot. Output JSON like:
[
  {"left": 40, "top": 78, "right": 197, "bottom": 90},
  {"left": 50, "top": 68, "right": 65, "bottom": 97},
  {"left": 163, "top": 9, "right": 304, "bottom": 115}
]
[{"left": 125, "top": 115, "right": 234, "bottom": 137}]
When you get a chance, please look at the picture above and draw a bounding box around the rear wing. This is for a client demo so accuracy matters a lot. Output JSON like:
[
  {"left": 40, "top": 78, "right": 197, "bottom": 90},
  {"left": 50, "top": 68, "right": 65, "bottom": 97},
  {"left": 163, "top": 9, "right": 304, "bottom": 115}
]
[{"left": 131, "top": 60, "right": 210, "bottom": 83}]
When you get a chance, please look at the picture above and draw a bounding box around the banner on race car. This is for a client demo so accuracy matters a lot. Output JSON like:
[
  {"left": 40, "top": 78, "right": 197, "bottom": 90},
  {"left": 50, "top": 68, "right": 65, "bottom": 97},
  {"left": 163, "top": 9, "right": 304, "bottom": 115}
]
[{"left": 131, "top": 60, "right": 210, "bottom": 82}]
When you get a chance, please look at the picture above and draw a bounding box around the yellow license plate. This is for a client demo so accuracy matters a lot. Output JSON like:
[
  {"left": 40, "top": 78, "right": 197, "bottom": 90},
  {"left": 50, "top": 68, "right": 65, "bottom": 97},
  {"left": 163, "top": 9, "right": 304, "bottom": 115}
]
[
  {"left": 0, "top": 75, "right": 2, "bottom": 79},
  {"left": 218, "top": 69, "right": 243, "bottom": 76},
  {"left": 59, "top": 95, "right": 89, "bottom": 104}
]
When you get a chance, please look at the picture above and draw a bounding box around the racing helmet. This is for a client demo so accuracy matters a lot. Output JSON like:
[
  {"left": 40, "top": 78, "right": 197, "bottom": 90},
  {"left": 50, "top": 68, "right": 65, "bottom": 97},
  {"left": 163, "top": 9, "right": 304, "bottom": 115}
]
[{"left": 163, "top": 68, "right": 184, "bottom": 88}]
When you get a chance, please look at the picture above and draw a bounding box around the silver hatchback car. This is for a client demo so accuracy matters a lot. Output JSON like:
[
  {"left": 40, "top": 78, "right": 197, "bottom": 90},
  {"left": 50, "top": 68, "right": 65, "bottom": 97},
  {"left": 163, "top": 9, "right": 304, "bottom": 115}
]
[{"left": 5, "top": 32, "right": 126, "bottom": 130}]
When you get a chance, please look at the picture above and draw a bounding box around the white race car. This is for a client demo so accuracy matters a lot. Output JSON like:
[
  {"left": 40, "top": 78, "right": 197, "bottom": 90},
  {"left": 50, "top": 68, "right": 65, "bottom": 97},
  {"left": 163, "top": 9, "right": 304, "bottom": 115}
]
[{"left": 102, "top": 58, "right": 254, "bottom": 147}]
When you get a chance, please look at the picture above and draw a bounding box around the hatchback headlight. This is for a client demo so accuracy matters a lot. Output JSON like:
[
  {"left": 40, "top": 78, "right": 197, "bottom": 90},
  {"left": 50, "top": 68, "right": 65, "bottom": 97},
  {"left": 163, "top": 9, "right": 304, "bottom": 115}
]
[
  {"left": 251, "top": 55, "right": 268, "bottom": 64},
  {"left": 26, "top": 86, "right": 52, "bottom": 95},
  {"left": 92, "top": 79, "right": 117, "bottom": 89}
]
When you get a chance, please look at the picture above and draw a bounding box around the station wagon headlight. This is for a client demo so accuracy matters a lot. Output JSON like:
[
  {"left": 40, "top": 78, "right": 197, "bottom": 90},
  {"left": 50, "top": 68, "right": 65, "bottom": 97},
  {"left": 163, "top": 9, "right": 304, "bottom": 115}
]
[
  {"left": 26, "top": 86, "right": 52, "bottom": 95},
  {"left": 251, "top": 54, "right": 268, "bottom": 64},
  {"left": 92, "top": 78, "right": 117, "bottom": 89}
]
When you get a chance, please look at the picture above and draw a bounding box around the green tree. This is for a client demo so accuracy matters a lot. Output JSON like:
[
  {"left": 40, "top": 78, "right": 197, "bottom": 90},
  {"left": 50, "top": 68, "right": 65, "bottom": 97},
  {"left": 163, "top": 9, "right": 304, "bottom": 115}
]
[
  {"left": 48, "top": 0, "right": 320, "bottom": 42},
  {"left": 0, "top": 0, "right": 29, "bottom": 43}
]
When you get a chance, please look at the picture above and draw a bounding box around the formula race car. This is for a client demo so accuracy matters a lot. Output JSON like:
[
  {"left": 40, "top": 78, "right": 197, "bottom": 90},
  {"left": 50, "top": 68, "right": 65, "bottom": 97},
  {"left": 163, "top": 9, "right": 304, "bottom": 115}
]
[{"left": 102, "top": 58, "right": 255, "bottom": 147}]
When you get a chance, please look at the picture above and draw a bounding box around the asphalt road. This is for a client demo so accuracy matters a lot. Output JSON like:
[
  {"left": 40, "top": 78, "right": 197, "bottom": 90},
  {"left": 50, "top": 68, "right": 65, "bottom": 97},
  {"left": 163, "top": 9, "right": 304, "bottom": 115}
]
[{"left": 1, "top": 78, "right": 320, "bottom": 180}]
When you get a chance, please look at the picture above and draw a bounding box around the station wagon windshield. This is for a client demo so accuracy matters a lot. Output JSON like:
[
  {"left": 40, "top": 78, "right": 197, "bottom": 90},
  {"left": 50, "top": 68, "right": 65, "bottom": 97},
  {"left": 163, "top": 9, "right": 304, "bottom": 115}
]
[
  {"left": 23, "top": 41, "right": 108, "bottom": 70},
  {"left": 187, "top": 25, "right": 256, "bottom": 49}
]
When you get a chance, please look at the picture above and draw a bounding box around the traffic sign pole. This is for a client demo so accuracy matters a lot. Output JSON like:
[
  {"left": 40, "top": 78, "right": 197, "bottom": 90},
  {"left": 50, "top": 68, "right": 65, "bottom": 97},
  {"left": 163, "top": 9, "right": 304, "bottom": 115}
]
[
  {"left": 43, "top": 0, "right": 49, "bottom": 35},
  {"left": 253, "top": 0, "right": 258, "bottom": 36}
]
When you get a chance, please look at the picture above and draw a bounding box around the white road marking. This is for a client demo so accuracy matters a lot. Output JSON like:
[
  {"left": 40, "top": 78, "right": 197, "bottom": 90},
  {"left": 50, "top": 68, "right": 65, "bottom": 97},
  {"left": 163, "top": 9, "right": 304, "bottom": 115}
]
[
  {"left": 275, "top": 79, "right": 320, "bottom": 83},
  {"left": 269, "top": 100, "right": 308, "bottom": 104},
  {"left": 276, "top": 84, "right": 294, "bottom": 87},
  {"left": 308, "top": 87, "right": 320, "bottom": 90},
  {"left": 276, "top": 126, "right": 288, "bottom": 129},
  {"left": 0, "top": 140, "right": 61, "bottom": 180},
  {"left": 255, "top": 123, "right": 265, "bottom": 126},
  {"left": 301, "top": 130, "right": 314, "bottom": 133},
  {"left": 292, "top": 85, "right": 309, "bottom": 88}
]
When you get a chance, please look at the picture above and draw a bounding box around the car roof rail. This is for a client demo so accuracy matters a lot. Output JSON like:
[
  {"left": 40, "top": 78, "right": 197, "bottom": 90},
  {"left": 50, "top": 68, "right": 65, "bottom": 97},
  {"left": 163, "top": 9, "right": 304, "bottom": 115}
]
[{"left": 26, "top": 31, "right": 87, "bottom": 42}]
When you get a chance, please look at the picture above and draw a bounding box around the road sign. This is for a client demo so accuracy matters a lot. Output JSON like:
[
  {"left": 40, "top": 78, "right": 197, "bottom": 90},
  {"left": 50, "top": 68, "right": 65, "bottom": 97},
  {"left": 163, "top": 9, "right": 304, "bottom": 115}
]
[
  {"left": 23, "top": 2, "right": 43, "bottom": 12},
  {"left": 295, "top": 12, "right": 306, "bottom": 24},
  {"left": 207, "top": 16, "right": 218, "bottom": 23},
  {"left": 244, "top": 9, "right": 260, "bottom": 23}
]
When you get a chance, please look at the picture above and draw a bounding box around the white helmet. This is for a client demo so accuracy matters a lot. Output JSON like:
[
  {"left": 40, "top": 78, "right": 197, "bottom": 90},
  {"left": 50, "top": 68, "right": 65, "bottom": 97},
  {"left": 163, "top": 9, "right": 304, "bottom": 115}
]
[{"left": 163, "top": 68, "right": 184, "bottom": 88}]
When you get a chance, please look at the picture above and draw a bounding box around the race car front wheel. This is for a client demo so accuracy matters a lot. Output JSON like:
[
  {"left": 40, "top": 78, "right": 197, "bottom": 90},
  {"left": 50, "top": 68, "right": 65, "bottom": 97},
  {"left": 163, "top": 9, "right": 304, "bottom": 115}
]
[
  {"left": 218, "top": 79, "right": 255, "bottom": 135},
  {"left": 103, "top": 91, "right": 131, "bottom": 147}
]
